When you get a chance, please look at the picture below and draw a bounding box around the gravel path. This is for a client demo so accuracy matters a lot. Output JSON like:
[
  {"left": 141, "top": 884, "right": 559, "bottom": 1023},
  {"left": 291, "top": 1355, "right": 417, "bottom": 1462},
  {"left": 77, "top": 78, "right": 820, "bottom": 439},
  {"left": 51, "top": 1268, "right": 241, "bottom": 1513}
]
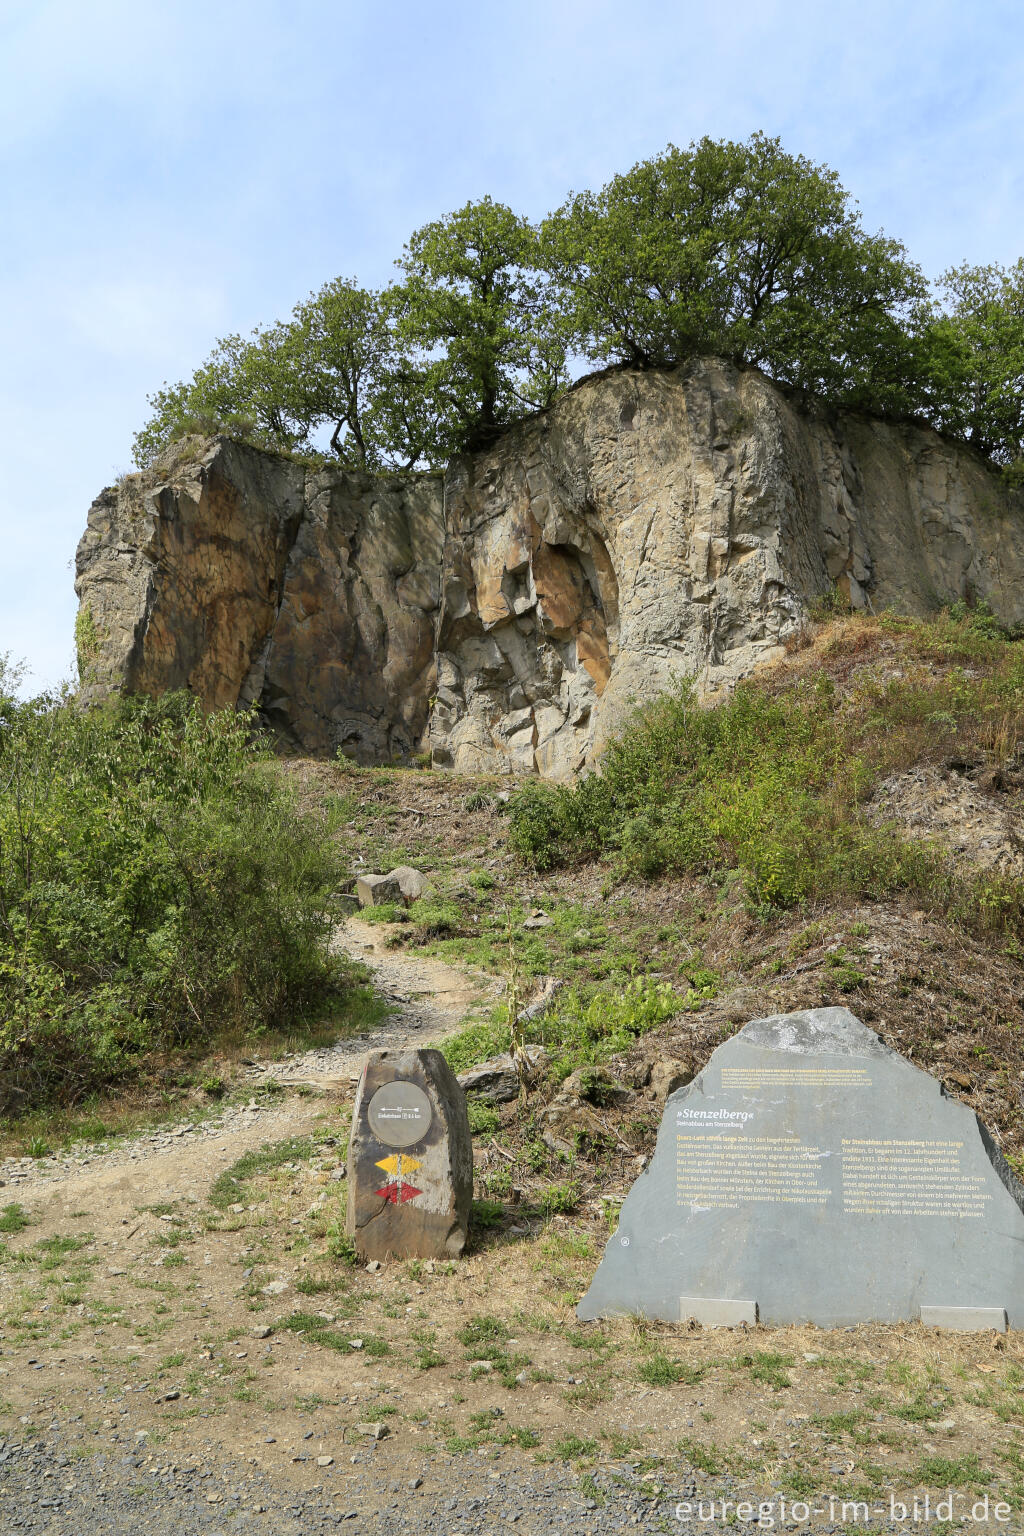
[
  {"left": 0, "top": 920, "right": 566, "bottom": 1535},
  {"left": 0, "top": 917, "right": 495, "bottom": 1195},
  {"left": 0, "top": 1428, "right": 931, "bottom": 1534},
  {"left": 0, "top": 1433, "right": 621, "bottom": 1534}
]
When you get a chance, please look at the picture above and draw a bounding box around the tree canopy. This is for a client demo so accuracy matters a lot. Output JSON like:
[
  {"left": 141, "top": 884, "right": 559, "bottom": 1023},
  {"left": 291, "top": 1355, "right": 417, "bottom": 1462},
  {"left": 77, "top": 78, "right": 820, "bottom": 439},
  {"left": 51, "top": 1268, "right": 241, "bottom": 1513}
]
[
  {"left": 919, "top": 260, "right": 1024, "bottom": 464},
  {"left": 132, "top": 135, "right": 1024, "bottom": 477},
  {"left": 540, "top": 134, "right": 929, "bottom": 415},
  {"left": 393, "top": 196, "right": 567, "bottom": 449}
]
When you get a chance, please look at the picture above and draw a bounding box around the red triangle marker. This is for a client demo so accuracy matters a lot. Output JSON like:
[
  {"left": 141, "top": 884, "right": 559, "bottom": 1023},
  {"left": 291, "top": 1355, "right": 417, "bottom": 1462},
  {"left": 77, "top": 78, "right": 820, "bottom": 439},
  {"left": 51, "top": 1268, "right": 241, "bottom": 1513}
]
[{"left": 375, "top": 1183, "right": 421, "bottom": 1205}]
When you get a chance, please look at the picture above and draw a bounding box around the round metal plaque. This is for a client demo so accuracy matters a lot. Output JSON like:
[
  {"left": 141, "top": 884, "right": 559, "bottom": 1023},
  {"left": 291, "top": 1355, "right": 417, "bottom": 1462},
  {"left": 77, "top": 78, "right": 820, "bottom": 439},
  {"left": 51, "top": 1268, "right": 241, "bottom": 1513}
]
[{"left": 367, "top": 1081, "right": 433, "bottom": 1148}]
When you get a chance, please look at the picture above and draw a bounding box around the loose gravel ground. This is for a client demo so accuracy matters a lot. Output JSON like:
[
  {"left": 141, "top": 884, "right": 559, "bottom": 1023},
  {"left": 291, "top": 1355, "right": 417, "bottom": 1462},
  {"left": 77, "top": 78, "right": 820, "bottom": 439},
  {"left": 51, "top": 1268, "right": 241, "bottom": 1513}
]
[
  {"left": 1, "top": 919, "right": 1020, "bottom": 1534},
  {"left": 0, "top": 1427, "right": 973, "bottom": 1534}
]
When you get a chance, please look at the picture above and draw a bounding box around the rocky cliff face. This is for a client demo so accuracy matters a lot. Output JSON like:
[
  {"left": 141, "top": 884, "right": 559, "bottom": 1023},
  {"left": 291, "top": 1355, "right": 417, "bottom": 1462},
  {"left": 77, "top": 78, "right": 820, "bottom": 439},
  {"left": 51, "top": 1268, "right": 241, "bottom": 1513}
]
[
  {"left": 76, "top": 359, "right": 1024, "bottom": 776},
  {"left": 76, "top": 439, "right": 443, "bottom": 761},
  {"left": 432, "top": 360, "right": 1024, "bottom": 775}
]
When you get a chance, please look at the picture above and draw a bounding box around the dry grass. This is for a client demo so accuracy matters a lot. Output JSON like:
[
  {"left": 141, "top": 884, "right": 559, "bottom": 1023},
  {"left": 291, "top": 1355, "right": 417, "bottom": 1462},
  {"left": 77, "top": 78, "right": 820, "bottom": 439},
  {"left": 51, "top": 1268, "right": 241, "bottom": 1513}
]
[{"left": 1, "top": 1125, "right": 1020, "bottom": 1507}]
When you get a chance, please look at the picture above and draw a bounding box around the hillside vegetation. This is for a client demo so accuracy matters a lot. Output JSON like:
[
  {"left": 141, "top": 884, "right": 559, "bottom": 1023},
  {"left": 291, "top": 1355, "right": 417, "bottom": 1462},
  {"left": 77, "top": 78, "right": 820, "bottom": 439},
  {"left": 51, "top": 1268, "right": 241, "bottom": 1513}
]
[
  {"left": 1, "top": 615, "right": 1022, "bottom": 1515},
  {"left": 508, "top": 604, "right": 1024, "bottom": 935},
  {"left": 302, "top": 606, "right": 1024, "bottom": 1170},
  {"left": 3, "top": 607, "right": 1023, "bottom": 1172},
  {"left": 0, "top": 669, "right": 359, "bottom": 1113}
]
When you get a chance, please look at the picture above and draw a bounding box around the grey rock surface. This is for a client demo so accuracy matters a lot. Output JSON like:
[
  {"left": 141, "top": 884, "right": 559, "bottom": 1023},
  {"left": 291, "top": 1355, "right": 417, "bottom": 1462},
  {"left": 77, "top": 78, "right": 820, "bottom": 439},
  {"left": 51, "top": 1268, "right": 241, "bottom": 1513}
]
[
  {"left": 355, "top": 872, "right": 405, "bottom": 908},
  {"left": 578, "top": 1006, "right": 1024, "bottom": 1328},
  {"left": 389, "top": 866, "right": 434, "bottom": 903},
  {"left": 433, "top": 360, "right": 1024, "bottom": 776},
  {"left": 76, "top": 362, "right": 1024, "bottom": 777},
  {"left": 647, "top": 1057, "right": 697, "bottom": 1100},
  {"left": 75, "top": 439, "right": 443, "bottom": 764},
  {"left": 356, "top": 868, "right": 433, "bottom": 908},
  {"left": 456, "top": 1045, "right": 548, "bottom": 1103}
]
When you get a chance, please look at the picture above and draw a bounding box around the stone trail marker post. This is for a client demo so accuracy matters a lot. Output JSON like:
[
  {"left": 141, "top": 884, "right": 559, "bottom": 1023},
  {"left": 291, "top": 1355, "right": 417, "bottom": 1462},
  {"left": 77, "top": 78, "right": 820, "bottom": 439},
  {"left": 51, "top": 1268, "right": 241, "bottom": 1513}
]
[
  {"left": 347, "top": 1048, "right": 473, "bottom": 1262},
  {"left": 579, "top": 1007, "right": 1024, "bottom": 1330}
]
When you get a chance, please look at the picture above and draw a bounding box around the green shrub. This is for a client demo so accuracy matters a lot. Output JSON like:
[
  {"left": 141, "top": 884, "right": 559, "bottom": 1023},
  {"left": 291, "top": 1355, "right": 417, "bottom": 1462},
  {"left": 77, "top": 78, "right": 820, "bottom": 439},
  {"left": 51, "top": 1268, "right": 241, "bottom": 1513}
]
[
  {"left": 441, "top": 974, "right": 680, "bottom": 1081},
  {"left": 735, "top": 1349, "right": 794, "bottom": 1390},
  {"left": 0, "top": 1204, "right": 31, "bottom": 1234},
  {"left": 409, "top": 900, "right": 463, "bottom": 936},
  {"left": 359, "top": 901, "right": 408, "bottom": 925},
  {"left": 539, "top": 1179, "right": 580, "bottom": 1216},
  {"left": 457, "top": 1314, "right": 509, "bottom": 1348},
  {"left": 507, "top": 779, "right": 609, "bottom": 871},
  {"left": 470, "top": 1198, "right": 505, "bottom": 1229},
  {"left": 467, "top": 1100, "right": 500, "bottom": 1136},
  {"left": 552, "top": 1433, "right": 597, "bottom": 1462},
  {"left": 0, "top": 676, "right": 353, "bottom": 1111},
  {"left": 506, "top": 618, "right": 1024, "bottom": 938},
  {"left": 540, "top": 976, "right": 681, "bottom": 1078},
  {"left": 325, "top": 1225, "right": 359, "bottom": 1266},
  {"left": 947, "top": 597, "right": 1008, "bottom": 641},
  {"left": 638, "top": 1352, "right": 689, "bottom": 1387},
  {"left": 283, "top": 1312, "right": 386, "bottom": 1353},
  {"left": 209, "top": 1136, "right": 314, "bottom": 1210},
  {"left": 441, "top": 1017, "right": 510, "bottom": 1074}
]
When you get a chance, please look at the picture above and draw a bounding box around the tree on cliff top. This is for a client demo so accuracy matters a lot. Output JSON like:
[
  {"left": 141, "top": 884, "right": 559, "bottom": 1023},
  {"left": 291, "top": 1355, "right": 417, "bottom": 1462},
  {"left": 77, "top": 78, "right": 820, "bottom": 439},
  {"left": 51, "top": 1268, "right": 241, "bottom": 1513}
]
[
  {"left": 132, "top": 279, "right": 469, "bottom": 471},
  {"left": 132, "top": 283, "right": 394, "bottom": 469},
  {"left": 919, "top": 260, "right": 1024, "bottom": 465},
  {"left": 132, "top": 321, "right": 313, "bottom": 467},
  {"left": 540, "top": 133, "right": 928, "bottom": 413},
  {"left": 391, "top": 195, "right": 567, "bottom": 451},
  {"left": 131, "top": 136, "right": 1022, "bottom": 474},
  {"left": 289, "top": 278, "right": 391, "bottom": 466}
]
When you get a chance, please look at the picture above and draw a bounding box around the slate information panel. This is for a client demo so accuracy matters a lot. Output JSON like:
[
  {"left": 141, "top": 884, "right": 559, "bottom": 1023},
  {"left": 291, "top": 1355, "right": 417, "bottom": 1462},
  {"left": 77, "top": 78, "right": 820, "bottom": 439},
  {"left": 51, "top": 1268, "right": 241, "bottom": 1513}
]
[{"left": 579, "top": 1008, "right": 1024, "bottom": 1328}]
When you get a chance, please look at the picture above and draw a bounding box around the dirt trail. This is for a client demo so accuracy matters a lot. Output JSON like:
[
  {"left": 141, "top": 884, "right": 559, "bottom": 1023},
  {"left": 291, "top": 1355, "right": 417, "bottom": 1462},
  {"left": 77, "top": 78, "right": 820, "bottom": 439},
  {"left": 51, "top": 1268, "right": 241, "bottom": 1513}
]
[
  {"left": 0, "top": 916, "right": 496, "bottom": 1206},
  {"left": 0, "top": 922, "right": 530, "bottom": 1535}
]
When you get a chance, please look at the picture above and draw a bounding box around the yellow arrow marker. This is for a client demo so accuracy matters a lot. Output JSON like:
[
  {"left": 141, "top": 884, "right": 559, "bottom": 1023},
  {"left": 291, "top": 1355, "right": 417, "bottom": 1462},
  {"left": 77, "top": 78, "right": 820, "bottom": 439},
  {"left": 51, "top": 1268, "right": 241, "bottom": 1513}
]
[{"left": 375, "top": 1154, "right": 421, "bottom": 1177}]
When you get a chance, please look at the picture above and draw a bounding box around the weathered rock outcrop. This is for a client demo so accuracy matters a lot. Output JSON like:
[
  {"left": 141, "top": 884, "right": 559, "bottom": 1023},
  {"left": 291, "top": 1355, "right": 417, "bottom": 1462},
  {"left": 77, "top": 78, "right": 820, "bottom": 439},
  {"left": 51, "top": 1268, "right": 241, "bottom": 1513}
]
[
  {"left": 75, "top": 360, "right": 1024, "bottom": 775},
  {"left": 76, "top": 439, "right": 443, "bottom": 761},
  {"left": 432, "top": 360, "right": 1024, "bottom": 774}
]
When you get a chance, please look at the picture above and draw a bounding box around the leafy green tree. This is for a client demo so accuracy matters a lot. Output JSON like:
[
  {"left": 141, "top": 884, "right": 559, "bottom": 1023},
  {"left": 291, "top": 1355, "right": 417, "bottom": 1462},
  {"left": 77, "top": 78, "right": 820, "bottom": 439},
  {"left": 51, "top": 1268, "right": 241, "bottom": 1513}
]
[
  {"left": 129, "top": 146, "right": 1020, "bottom": 477},
  {"left": 365, "top": 345, "right": 463, "bottom": 470},
  {"left": 540, "top": 133, "right": 927, "bottom": 412},
  {"left": 288, "top": 277, "right": 388, "bottom": 466},
  {"left": 283, "top": 279, "right": 468, "bottom": 470},
  {"left": 392, "top": 196, "right": 567, "bottom": 449},
  {"left": 922, "top": 260, "right": 1024, "bottom": 464},
  {"left": 288, "top": 278, "right": 448, "bottom": 469},
  {"left": 132, "top": 280, "right": 461, "bottom": 472},
  {"left": 132, "top": 321, "right": 312, "bottom": 467}
]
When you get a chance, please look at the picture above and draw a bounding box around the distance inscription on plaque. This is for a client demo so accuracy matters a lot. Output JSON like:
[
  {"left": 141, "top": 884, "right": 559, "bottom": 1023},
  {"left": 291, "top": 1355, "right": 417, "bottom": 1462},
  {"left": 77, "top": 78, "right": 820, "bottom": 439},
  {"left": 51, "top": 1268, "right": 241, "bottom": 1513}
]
[
  {"left": 347, "top": 1048, "right": 473, "bottom": 1261},
  {"left": 367, "top": 1081, "right": 434, "bottom": 1148},
  {"left": 578, "top": 1007, "right": 1024, "bottom": 1329}
]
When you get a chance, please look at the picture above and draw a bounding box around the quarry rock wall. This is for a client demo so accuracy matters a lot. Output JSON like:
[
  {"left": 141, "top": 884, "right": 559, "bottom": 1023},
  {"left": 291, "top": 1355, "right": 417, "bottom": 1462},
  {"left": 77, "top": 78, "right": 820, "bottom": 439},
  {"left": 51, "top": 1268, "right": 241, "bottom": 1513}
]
[{"left": 75, "top": 359, "right": 1024, "bottom": 775}]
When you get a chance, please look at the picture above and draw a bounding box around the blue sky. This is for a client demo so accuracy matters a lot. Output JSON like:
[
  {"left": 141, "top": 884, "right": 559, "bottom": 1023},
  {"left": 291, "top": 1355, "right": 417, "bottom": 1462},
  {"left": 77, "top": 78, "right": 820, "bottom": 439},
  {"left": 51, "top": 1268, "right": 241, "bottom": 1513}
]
[{"left": 2, "top": 0, "right": 1022, "bottom": 692}]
